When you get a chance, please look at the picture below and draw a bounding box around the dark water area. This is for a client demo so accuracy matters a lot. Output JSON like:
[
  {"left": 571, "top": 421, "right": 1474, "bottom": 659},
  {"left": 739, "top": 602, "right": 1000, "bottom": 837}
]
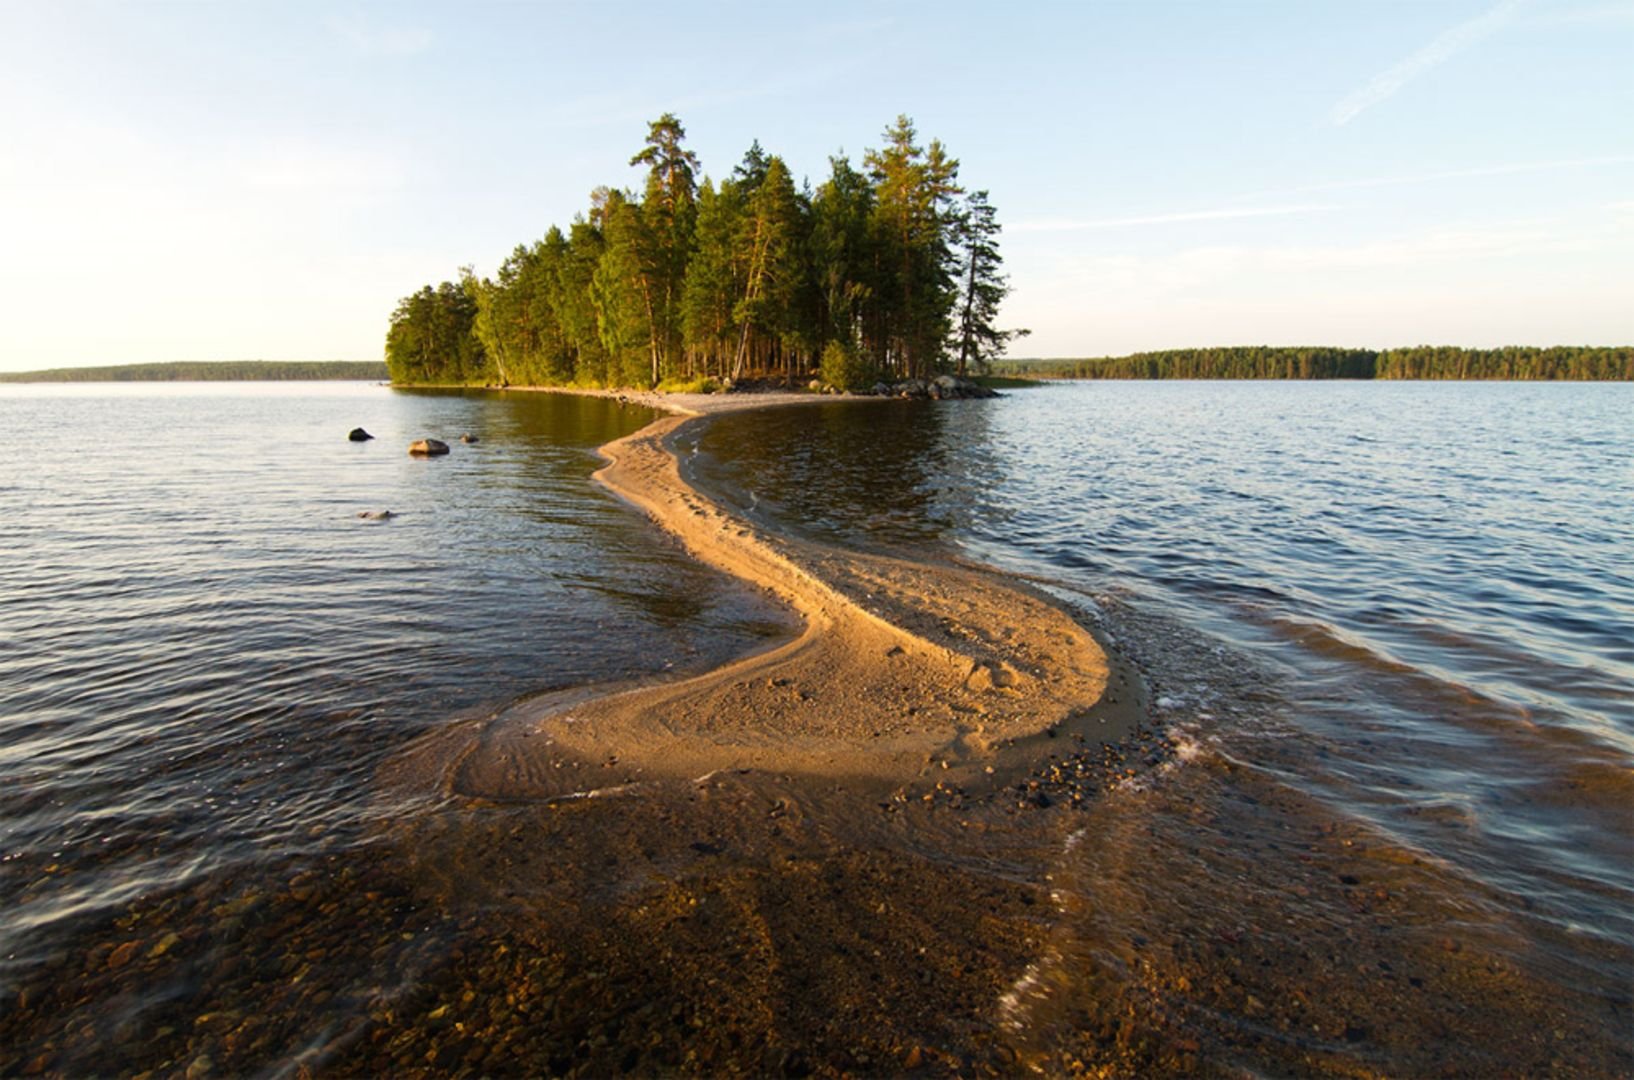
[
  {"left": 2, "top": 379, "right": 1630, "bottom": 1077},
  {"left": 698, "top": 381, "right": 1634, "bottom": 1074},
  {"left": 0, "top": 383, "right": 786, "bottom": 1074}
]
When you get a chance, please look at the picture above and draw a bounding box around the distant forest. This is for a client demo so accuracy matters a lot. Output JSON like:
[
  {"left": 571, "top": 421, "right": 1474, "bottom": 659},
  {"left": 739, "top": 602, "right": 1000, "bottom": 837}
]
[
  {"left": 386, "top": 114, "right": 1023, "bottom": 392},
  {"left": 0, "top": 361, "right": 388, "bottom": 383},
  {"left": 998, "top": 346, "right": 1632, "bottom": 381}
]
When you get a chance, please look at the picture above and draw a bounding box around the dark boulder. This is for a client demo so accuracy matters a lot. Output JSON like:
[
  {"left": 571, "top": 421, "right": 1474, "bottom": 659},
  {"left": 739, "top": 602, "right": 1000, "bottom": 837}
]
[{"left": 348, "top": 427, "right": 373, "bottom": 442}]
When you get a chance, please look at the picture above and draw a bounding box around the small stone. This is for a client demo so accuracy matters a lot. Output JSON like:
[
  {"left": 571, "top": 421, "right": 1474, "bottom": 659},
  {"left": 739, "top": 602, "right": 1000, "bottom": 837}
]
[
  {"left": 106, "top": 940, "right": 141, "bottom": 970},
  {"left": 147, "top": 932, "right": 181, "bottom": 959},
  {"left": 348, "top": 427, "right": 373, "bottom": 442},
  {"left": 408, "top": 438, "right": 450, "bottom": 456},
  {"left": 185, "top": 1054, "right": 213, "bottom": 1079},
  {"left": 460, "top": 433, "right": 479, "bottom": 443}
]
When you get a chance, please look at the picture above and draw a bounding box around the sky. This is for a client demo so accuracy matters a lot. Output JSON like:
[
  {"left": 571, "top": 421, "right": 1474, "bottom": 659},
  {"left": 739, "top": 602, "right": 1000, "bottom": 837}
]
[{"left": 0, "top": 0, "right": 1629, "bottom": 370}]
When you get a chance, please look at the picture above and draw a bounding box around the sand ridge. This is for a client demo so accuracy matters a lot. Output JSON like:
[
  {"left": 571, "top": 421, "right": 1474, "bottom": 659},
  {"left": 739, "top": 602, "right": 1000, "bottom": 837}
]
[{"left": 446, "top": 391, "right": 1118, "bottom": 800}]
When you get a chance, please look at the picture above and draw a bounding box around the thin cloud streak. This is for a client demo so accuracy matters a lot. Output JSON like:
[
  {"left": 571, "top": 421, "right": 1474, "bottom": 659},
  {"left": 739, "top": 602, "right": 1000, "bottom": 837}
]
[
  {"left": 1266, "top": 154, "right": 1634, "bottom": 198},
  {"left": 1328, "top": 0, "right": 1528, "bottom": 126},
  {"left": 1010, "top": 204, "right": 1335, "bottom": 234}
]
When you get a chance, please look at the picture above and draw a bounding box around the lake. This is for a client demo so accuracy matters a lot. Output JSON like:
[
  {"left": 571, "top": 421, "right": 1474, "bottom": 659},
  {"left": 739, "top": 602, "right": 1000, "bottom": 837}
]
[{"left": 1, "top": 379, "right": 1629, "bottom": 1075}]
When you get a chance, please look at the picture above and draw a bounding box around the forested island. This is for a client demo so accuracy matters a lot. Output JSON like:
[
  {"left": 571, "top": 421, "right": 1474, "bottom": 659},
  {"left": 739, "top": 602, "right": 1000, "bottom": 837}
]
[
  {"left": 0, "top": 361, "right": 388, "bottom": 383},
  {"left": 998, "top": 346, "right": 1632, "bottom": 381},
  {"left": 385, "top": 115, "right": 1023, "bottom": 393}
]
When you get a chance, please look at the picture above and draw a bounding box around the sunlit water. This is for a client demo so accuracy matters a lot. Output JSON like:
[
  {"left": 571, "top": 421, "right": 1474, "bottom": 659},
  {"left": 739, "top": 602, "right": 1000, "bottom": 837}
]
[
  {"left": 0, "top": 385, "right": 780, "bottom": 1018},
  {"left": 2, "top": 379, "right": 1630, "bottom": 1076},
  {"left": 699, "top": 381, "right": 1634, "bottom": 1072}
]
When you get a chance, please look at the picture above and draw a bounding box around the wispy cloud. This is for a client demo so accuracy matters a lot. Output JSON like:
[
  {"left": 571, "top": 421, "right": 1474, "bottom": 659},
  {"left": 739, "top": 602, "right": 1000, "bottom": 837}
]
[
  {"left": 1010, "top": 204, "right": 1335, "bottom": 234},
  {"left": 325, "top": 13, "right": 432, "bottom": 57},
  {"left": 1270, "top": 154, "right": 1634, "bottom": 197},
  {"left": 1528, "top": 2, "right": 1634, "bottom": 26},
  {"left": 1328, "top": 0, "right": 1528, "bottom": 126}
]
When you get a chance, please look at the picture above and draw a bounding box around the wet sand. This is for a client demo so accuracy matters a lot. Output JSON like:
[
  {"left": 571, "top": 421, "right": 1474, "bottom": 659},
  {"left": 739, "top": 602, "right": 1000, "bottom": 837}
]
[
  {"left": 362, "top": 388, "right": 1156, "bottom": 1074},
  {"left": 7, "top": 387, "right": 1629, "bottom": 1077},
  {"left": 437, "top": 389, "right": 1131, "bottom": 803}
]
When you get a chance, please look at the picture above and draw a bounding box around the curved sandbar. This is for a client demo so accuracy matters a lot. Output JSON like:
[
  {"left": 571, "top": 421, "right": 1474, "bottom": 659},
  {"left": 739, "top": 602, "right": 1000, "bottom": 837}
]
[{"left": 447, "top": 390, "right": 1120, "bottom": 801}]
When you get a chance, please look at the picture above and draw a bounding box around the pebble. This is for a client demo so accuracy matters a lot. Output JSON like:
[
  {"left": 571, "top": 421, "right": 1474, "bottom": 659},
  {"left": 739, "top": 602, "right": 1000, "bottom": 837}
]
[{"left": 106, "top": 940, "right": 142, "bottom": 970}]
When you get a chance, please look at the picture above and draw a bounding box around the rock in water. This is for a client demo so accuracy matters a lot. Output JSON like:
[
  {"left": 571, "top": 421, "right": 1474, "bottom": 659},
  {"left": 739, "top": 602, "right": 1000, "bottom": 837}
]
[
  {"left": 408, "top": 438, "right": 450, "bottom": 456},
  {"left": 460, "top": 433, "right": 479, "bottom": 444},
  {"left": 356, "top": 510, "right": 396, "bottom": 521},
  {"left": 348, "top": 427, "right": 373, "bottom": 442}
]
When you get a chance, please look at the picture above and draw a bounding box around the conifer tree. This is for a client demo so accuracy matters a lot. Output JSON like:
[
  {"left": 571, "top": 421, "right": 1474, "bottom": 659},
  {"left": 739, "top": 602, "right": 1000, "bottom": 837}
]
[
  {"left": 731, "top": 156, "right": 802, "bottom": 380},
  {"left": 810, "top": 155, "right": 877, "bottom": 355},
  {"left": 951, "top": 190, "right": 1024, "bottom": 375},
  {"left": 550, "top": 221, "right": 609, "bottom": 385},
  {"left": 865, "top": 115, "right": 962, "bottom": 379},
  {"left": 592, "top": 191, "right": 659, "bottom": 387},
  {"left": 631, "top": 113, "right": 699, "bottom": 382},
  {"left": 681, "top": 178, "right": 747, "bottom": 379}
]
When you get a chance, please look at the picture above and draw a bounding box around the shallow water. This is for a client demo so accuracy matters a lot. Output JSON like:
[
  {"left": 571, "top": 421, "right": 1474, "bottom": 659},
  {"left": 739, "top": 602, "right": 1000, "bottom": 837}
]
[
  {"left": 2, "top": 379, "right": 1630, "bottom": 1076},
  {"left": 0, "top": 383, "right": 787, "bottom": 1069},
  {"left": 699, "top": 381, "right": 1634, "bottom": 1073}
]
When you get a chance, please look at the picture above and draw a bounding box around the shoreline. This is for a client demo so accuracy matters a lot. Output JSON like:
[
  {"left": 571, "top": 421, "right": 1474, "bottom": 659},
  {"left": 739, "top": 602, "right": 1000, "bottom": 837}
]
[
  {"left": 365, "top": 384, "right": 1156, "bottom": 1069},
  {"left": 427, "top": 384, "right": 1139, "bottom": 801}
]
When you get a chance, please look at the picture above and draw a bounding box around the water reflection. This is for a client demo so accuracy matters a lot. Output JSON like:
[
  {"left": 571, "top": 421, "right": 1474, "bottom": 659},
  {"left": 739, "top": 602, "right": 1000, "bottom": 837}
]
[{"left": 699, "top": 398, "right": 1006, "bottom": 553}]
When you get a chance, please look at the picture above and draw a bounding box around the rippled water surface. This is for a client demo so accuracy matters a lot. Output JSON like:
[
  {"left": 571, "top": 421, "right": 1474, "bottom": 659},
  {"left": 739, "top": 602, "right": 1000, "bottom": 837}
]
[
  {"left": 701, "top": 381, "right": 1634, "bottom": 1072},
  {"left": 2, "top": 378, "right": 1630, "bottom": 1077},
  {"left": 0, "top": 384, "right": 779, "bottom": 994}
]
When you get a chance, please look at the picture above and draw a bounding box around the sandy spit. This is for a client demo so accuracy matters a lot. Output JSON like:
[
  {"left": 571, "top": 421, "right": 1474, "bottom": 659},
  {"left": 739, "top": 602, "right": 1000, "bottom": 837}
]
[{"left": 441, "top": 386, "right": 1128, "bottom": 800}]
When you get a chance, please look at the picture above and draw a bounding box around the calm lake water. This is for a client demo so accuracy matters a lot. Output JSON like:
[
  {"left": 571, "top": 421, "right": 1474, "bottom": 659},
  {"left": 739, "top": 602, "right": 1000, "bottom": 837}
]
[
  {"left": 699, "top": 380, "right": 1634, "bottom": 1072},
  {"left": 1, "top": 379, "right": 1630, "bottom": 1075}
]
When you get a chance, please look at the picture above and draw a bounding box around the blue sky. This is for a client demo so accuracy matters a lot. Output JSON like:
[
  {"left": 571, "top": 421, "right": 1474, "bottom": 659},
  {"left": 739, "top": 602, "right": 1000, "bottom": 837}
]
[{"left": 1, "top": 0, "right": 1629, "bottom": 369}]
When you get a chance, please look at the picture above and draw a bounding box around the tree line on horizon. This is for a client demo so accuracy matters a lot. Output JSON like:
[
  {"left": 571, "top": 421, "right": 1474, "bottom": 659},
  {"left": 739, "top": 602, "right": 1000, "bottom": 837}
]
[
  {"left": 0, "top": 360, "right": 388, "bottom": 383},
  {"left": 385, "top": 115, "right": 1023, "bottom": 392},
  {"left": 997, "top": 345, "right": 1633, "bottom": 381}
]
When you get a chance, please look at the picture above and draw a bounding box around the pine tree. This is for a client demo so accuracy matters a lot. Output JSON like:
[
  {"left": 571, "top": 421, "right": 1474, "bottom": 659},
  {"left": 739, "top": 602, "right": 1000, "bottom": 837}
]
[
  {"left": 864, "top": 115, "right": 961, "bottom": 379},
  {"left": 810, "top": 155, "right": 877, "bottom": 356},
  {"left": 630, "top": 113, "right": 699, "bottom": 382},
  {"left": 731, "top": 156, "right": 803, "bottom": 381},
  {"left": 681, "top": 178, "right": 747, "bottom": 380},
  {"left": 592, "top": 191, "right": 659, "bottom": 387},
  {"left": 951, "top": 190, "right": 1025, "bottom": 375}
]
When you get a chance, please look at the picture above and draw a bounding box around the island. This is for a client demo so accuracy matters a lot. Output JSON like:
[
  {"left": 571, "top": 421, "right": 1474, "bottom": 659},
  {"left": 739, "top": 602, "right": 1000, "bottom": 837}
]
[{"left": 385, "top": 114, "right": 1026, "bottom": 394}]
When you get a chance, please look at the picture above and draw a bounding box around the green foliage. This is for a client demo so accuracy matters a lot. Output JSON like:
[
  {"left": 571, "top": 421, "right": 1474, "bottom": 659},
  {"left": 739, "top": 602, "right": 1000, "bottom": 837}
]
[
  {"left": 0, "top": 361, "right": 388, "bottom": 383},
  {"left": 997, "top": 346, "right": 1633, "bottom": 381},
  {"left": 819, "top": 339, "right": 873, "bottom": 392},
  {"left": 385, "top": 282, "right": 485, "bottom": 384},
  {"left": 950, "top": 190, "right": 1026, "bottom": 375},
  {"left": 655, "top": 375, "right": 721, "bottom": 394},
  {"left": 864, "top": 116, "right": 964, "bottom": 380},
  {"left": 1373, "top": 345, "right": 1633, "bottom": 380},
  {"left": 810, "top": 156, "right": 877, "bottom": 351},
  {"left": 387, "top": 114, "right": 1016, "bottom": 390}
]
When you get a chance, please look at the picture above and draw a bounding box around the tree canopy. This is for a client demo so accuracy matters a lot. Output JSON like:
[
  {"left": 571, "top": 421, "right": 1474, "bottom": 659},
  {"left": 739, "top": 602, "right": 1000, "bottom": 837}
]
[
  {"left": 998, "top": 346, "right": 1633, "bottom": 382},
  {"left": 0, "top": 360, "right": 388, "bottom": 383},
  {"left": 385, "top": 115, "right": 1023, "bottom": 389}
]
